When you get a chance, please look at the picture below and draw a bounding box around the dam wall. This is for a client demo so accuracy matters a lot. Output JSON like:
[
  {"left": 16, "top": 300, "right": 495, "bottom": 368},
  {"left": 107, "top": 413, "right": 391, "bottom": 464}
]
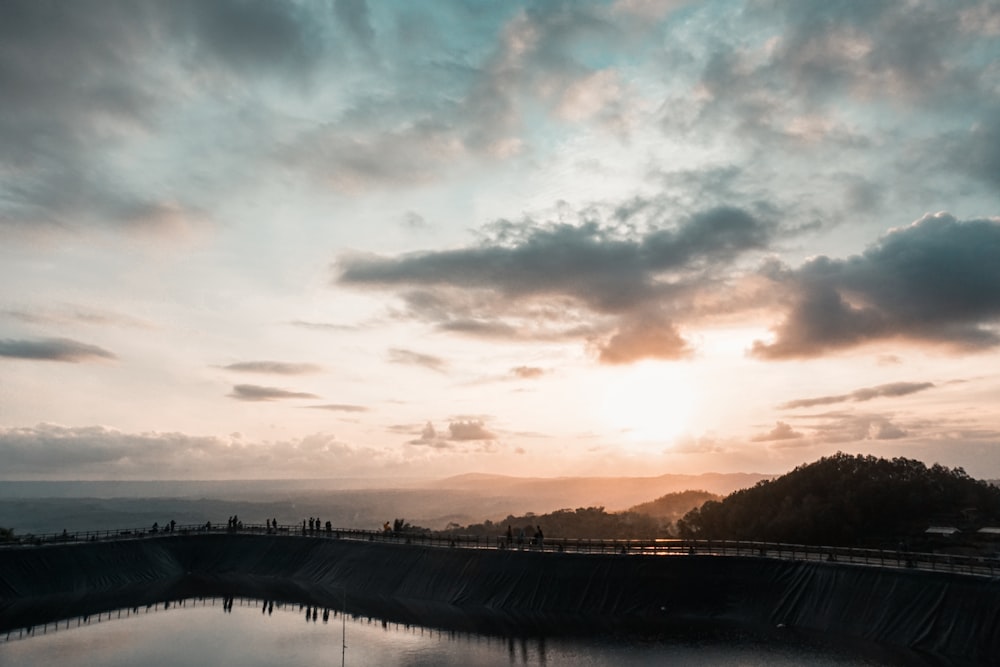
[{"left": 1, "top": 534, "right": 997, "bottom": 662}]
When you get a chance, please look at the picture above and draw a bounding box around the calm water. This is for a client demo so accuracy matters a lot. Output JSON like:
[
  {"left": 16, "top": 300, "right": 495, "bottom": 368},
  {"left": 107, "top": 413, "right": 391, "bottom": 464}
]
[{"left": 0, "top": 598, "right": 908, "bottom": 666}]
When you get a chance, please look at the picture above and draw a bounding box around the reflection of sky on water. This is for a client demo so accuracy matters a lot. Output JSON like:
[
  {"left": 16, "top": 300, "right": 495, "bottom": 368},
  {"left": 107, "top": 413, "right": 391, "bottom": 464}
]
[{"left": 2, "top": 598, "right": 886, "bottom": 666}]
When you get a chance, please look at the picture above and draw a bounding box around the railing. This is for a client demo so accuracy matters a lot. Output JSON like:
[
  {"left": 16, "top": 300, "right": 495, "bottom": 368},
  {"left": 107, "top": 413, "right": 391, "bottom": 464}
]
[{"left": 2, "top": 523, "right": 997, "bottom": 577}]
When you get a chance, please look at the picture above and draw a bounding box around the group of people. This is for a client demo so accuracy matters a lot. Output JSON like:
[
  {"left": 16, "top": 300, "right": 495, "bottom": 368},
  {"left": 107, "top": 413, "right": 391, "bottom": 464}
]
[
  {"left": 303, "top": 517, "right": 332, "bottom": 534},
  {"left": 504, "top": 524, "right": 544, "bottom": 550},
  {"left": 150, "top": 520, "right": 177, "bottom": 534}
]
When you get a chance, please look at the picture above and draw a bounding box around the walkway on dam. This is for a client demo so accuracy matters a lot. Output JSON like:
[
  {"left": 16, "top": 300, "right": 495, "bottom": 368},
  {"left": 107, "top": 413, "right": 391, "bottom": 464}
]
[{"left": 2, "top": 521, "right": 998, "bottom": 578}]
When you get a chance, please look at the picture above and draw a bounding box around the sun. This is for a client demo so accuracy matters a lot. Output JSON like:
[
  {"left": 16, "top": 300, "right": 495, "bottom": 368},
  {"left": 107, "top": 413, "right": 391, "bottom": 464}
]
[{"left": 599, "top": 361, "right": 696, "bottom": 444}]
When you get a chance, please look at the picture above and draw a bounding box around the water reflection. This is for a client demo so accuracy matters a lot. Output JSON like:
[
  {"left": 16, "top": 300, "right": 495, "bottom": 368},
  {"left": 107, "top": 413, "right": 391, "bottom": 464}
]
[{"left": 0, "top": 595, "right": 916, "bottom": 666}]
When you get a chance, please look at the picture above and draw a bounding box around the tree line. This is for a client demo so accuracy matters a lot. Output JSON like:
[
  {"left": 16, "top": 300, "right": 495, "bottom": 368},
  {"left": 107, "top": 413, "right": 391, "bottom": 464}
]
[
  {"left": 676, "top": 452, "right": 1000, "bottom": 547},
  {"left": 438, "top": 490, "right": 718, "bottom": 540}
]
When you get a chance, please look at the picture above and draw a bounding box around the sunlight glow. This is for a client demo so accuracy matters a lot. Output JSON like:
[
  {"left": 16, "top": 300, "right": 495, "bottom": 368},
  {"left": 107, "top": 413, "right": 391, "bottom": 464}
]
[{"left": 600, "top": 361, "right": 697, "bottom": 445}]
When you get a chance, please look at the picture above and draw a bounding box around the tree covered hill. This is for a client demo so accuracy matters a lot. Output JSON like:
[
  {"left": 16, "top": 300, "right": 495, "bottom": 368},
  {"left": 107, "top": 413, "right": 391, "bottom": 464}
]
[
  {"left": 676, "top": 453, "right": 1000, "bottom": 547},
  {"left": 627, "top": 490, "right": 720, "bottom": 526}
]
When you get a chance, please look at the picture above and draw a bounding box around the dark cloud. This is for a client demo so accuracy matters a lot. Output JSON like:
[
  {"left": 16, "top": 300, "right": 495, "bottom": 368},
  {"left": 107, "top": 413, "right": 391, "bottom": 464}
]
[
  {"left": 308, "top": 404, "right": 369, "bottom": 413},
  {"left": 738, "top": 1, "right": 992, "bottom": 109},
  {"left": 753, "top": 214, "right": 1000, "bottom": 358},
  {"left": 0, "top": 337, "right": 115, "bottom": 362},
  {"left": 222, "top": 361, "right": 323, "bottom": 375},
  {"left": 510, "top": 366, "right": 545, "bottom": 379},
  {"left": 752, "top": 421, "right": 803, "bottom": 442},
  {"left": 388, "top": 348, "right": 448, "bottom": 372},
  {"left": 0, "top": 0, "right": 327, "bottom": 234},
  {"left": 781, "top": 381, "right": 935, "bottom": 409},
  {"left": 340, "top": 205, "right": 773, "bottom": 363},
  {"left": 341, "top": 207, "right": 770, "bottom": 305},
  {"left": 944, "top": 111, "right": 1000, "bottom": 191},
  {"left": 334, "top": 0, "right": 376, "bottom": 52},
  {"left": 227, "top": 384, "right": 319, "bottom": 402},
  {"left": 179, "top": 0, "right": 325, "bottom": 76}
]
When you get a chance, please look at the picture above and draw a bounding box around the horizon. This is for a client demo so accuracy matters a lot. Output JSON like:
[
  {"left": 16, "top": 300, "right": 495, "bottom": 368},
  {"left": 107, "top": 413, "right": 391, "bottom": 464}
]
[{"left": 2, "top": 1, "right": 1000, "bottom": 481}]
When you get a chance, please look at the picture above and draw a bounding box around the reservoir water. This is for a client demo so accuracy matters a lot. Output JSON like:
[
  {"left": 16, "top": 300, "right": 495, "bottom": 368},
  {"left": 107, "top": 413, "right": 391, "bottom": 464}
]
[{"left": 1, "top": 597, "right": 905, "bottom": 666}]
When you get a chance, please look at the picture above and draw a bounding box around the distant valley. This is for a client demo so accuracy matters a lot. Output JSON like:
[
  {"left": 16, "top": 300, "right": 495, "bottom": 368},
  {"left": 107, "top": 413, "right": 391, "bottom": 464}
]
[{"left": 0, "top": 472, "right": 769, "bottom": 535}]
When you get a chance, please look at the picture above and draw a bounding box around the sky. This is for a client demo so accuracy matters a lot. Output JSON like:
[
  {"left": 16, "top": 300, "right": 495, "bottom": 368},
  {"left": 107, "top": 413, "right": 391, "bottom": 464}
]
[{"left": 2, "top": 0, "right": 1000, "bottom": 481}]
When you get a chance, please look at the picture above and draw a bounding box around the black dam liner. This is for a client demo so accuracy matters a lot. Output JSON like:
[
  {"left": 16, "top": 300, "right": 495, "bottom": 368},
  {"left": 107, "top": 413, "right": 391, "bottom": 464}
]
[{"left": 1, "top": 534, "right": 997, "bottom": 662}]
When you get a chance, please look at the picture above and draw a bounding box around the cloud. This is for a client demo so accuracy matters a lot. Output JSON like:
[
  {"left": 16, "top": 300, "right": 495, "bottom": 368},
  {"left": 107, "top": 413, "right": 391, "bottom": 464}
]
[
  {"left": 943, "top": 110, "right": 1000, "bottom": 191},
  {"left": 753, "top": 214, "right": 1000, "bottom": 358},
  {"left": 278, "top": 2, "right": 650, "bottom": 193},
  {"left": 448, "top": 420, "right": 497, "bottom": 441},
  {"left": 0, "top": 423, "right": 393, "bottom": 479},
  {"left": 781, "top": 381, "right": 935, "bottom": 409},
  {"left": 408, "top": 421, "right": 451, "bottom": 449},
  {"left": 289, "top": 320, "right": 359, "bottom": 332},
  {"left": 707, "top": 1, "right": 992, "bottom": 119},
  {"left": 388, "top": 348, "right": 448, "bottom": 372},
  {"left": 0, "top": 0, "right": 328, "bottom": 236},
  {"left": 227, "top": 384, "right": 320, "bottom": 402},
  {"left": 222, "top": 361, "right": 323, "bottom": 375},
  {"left": 339, "top": 204, "right": 774, "bottom": 363},
  {"left": 182, "top": 0, "right": 325, "bottom": 76},
  {"left": 308, "top": 404, "right": 369, "bottom": 413},
  {"left": 510, "top": 366, "right": 545, "bottom": 379},
  {"left": 4, "top": 306, "right": 153, "bottom": 330},
  {"left": 596, "top": 313, "right": 691, "bottom": 364},
  {"left": 407, "top": 419, "right": 498, "bottom": 447},
  {"left": 0, "top": 337, "right": 116, "bottom": 363},
  {"left": 786, "top": 411, "right": 912, "bottom": 444},
  {"left": 752, "top": 421, "right": 803, "bottom": 442},
  {"left": 334, "top": 0, "right": 376, "bottom": 53}
]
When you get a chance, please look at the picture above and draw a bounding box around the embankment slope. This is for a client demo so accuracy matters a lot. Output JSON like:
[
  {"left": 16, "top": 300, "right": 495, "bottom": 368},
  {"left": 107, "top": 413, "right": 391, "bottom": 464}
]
[{"left": 1, "top": 534, "right": 996, "bottom": 662}]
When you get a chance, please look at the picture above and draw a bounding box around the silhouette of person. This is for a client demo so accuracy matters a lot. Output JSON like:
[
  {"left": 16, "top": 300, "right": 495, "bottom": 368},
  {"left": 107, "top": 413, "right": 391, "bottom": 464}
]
[{"left": 506, "top": 524, "right": 513, "bottom": 548}]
